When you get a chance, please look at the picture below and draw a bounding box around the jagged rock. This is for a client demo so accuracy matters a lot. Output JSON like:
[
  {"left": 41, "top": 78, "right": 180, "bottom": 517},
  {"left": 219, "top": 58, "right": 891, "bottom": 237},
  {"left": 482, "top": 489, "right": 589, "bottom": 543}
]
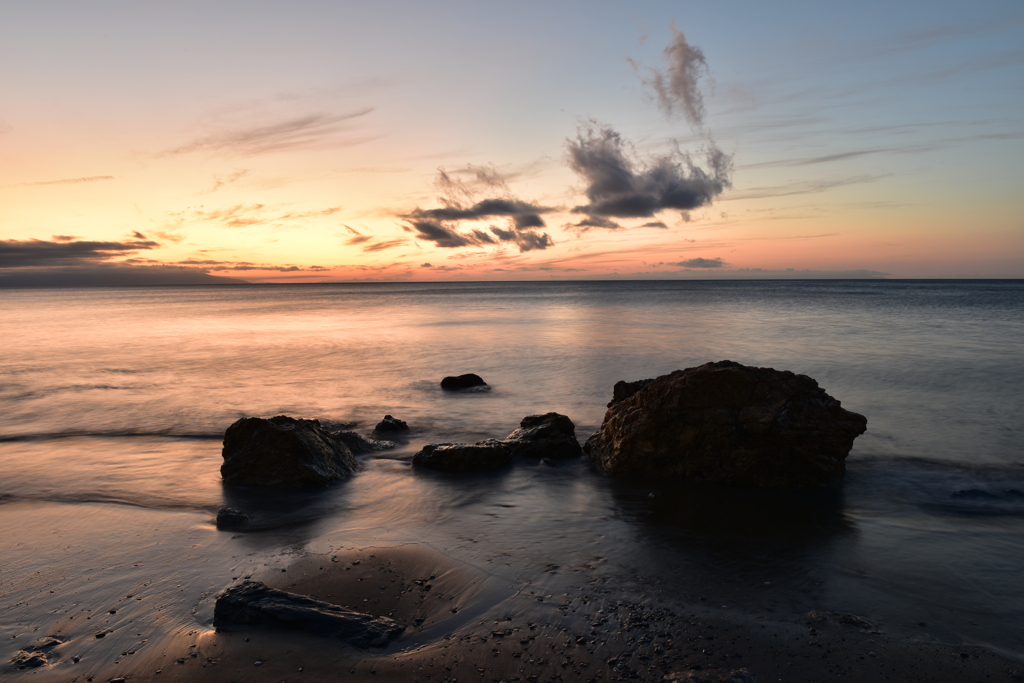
[
  {"left": 413, "top": 413, "right": 582, "bottom": 471},
  {"left": 413, "top": 440, "right": 513, "bottom": 472},
  {"left": 221, "top": 416, "right": 357, "bottom": 487},
  {"left": 440, "top": 373, "right": 488, "bottom": 390},
  {"left": 608, "top": 377, "right": 657, "bottom": 407},
  {"left": 374, "top": 414, "right": 409, "bottom": 433},
  {"left": 585, "top": 361, "right": 867, "bottom": 488},
  {"left": 504, "top": 412, "right": 582, "bottom": 459},
  {"left": 214, "top": 580, "right": 403, "bottom": 648},
  {"left": 216, "top": 507, "right": 250, "bottom": 530},
  {"left": 332, "top": 430, "right": 396, "bottom": 454}
]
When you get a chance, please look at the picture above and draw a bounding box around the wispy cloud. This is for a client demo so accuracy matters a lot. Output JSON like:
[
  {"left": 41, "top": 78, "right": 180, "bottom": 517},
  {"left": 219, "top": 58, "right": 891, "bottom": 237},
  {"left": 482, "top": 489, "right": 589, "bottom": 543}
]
[
  {"left": 166, "top": 203, "right": 341, "bottom": 229},
  {"left": 162, "top": 109, "right": 374, "bottom": 156},
  {"left": 204, "top": 169, "right": 250, "bottom": 193},
  {"left": 725, "top": 174, "right": 888, "bottom": 201},
  {"left": 13, "top": 175, "right": 115, "bottom": 187},
  {"left": 630, "top": 24, "right": 709, "bottom": 126}
]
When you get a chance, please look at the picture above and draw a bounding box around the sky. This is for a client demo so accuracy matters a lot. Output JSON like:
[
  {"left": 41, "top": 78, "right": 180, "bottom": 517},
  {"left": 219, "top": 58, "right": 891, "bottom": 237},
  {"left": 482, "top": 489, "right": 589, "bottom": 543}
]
[{"left": 1, "top": 0, "right": 1022, "bottom": 283}]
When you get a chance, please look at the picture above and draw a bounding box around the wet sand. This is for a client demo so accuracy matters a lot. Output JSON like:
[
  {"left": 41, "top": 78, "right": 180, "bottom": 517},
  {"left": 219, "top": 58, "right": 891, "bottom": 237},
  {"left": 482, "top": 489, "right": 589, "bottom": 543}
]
[{"left": 4, "top": 534, "right": 1021, "bottom": 683}]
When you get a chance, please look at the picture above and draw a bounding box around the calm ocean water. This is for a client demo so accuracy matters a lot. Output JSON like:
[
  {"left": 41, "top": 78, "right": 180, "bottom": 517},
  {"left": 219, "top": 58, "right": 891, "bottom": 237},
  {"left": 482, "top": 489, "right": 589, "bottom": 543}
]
[{"left": 2, "top": 280, "right": 1023, "bottom": 652}]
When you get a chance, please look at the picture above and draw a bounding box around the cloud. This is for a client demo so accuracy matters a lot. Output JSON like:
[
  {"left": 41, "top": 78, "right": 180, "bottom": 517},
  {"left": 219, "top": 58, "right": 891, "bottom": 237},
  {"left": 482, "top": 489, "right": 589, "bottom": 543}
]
[
  {"left": 362, "top": 239, "right": 407, "bottom": 252},
  {"left": 725, "top": 174, "right": 887, "bottom": 200},
  {"left": 0, "top": 238, "right": 159, "bottom": 268},
  {"left": 163, "top": 109, "right": 374, "bottom": 156},
  {"left": 632, "top": 25, "right": 709, "bottom": 126},
  {"left": 205, "top": 169, "right": 249, "bottom": 193},
  {"left": 15, "top": 175, "right": 115, "bottom": 187},
  {"left": 402, "top": 167, "right": 555, "bottom": 252},
  {"left": 566, "top": 122, "right": 732, "bottom": 221},
  {"left": 673, "top": 257, "right": 727, "bottom": 268},
  {"left": 641, "top": 221, "right": 668, "bottom": 228},
  {"left": 168, "top": 203, "right": 341, "bottom": 229},
  {"left": 0, "top": 265, "right": 247, "bottom": 288}
]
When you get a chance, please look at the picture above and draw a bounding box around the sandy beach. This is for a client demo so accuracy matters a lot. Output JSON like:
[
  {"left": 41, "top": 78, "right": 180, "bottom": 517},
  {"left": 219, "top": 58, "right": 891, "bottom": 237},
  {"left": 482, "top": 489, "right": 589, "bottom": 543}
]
[{"left": 4, "top": 500, "right": 1022, "bottom": 683}]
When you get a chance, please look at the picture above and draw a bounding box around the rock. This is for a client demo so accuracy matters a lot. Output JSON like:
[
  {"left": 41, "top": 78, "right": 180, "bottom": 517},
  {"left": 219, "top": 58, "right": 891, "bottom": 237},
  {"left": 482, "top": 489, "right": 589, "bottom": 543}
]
[
  {"left": 10, "top": 650, "right": 47, "bottom": 669},
  {"left": 608, "top": 377, "right": 657, "bottom": 407},
  {"left": 374, "top": 414, "right": 409, "bottom": 433},
  {"left": 216, "top": 507, "right": 250, "bottom": 530},
  {"left": 504, "top": 412, "right": 582, "bottom": 460},
  {"left": 585, "top": 361, "right": 867, "bottom": 488},
  {"left": 440, "top": 373, "right": 488, "bottom": 390},
  {"left": 214, "top": 580, "right": 402, "bottom": 648},
  {"left": 413, "top": 413, "right": 582, "bottom": 471},
  {"left": 413, "top": 440, "right": 513, "bottom": 472},
  {"left": 221, "top": 416, "right": 357, "bottom": 487},
  {"left": 664, "top": 668, "right": 756, "bottom": 683},
  {"left": 331, "top": 430, "right": 396, "bottom": 454}
]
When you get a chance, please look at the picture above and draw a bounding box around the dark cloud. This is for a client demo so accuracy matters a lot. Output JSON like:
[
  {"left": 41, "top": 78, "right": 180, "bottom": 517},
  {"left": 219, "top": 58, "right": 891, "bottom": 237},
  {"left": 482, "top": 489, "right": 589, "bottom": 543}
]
[
  {"left": 409, "top": 220, "right": 478, "bottom": 249},
  {"left": 566, "top": 123, "right": 731, "bottom": 221},
  {"left": 164, "top": 109, "right": 374, "bottom": 156},
  {"left": 569, "top": 216, "right": 622, "bottom": 230},
  {"left": 673, "top": 257, "right": 727, "bottom": 268},
  {"left": 632, "top": 25, "right": 709, "bottom": 126},
  {"left": 641, "top": 221, "right": 668, "bottom": 228},
  {"left": 0, "top": 238, "right": 159, "bottom": 268},
  {"left": 403, "top": 167, "right": 555, "bottom": 252},
  {"left": 345, "top": 234, "right": 373, "bottom": 245},
  {"left": 0, "top": 266, "right": 248, "bottom": 288}
]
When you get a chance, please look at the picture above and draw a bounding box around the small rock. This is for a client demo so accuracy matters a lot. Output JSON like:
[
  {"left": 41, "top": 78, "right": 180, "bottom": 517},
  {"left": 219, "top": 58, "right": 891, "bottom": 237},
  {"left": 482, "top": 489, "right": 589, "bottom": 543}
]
[
  {"left": 413, "top": 440, "right": 513, "bottom": 472},
  {"left": 374, "top": 415, "right": 409, "bottom": 433},
  {"left": 216, "top": 507, "right": 250, "bottom": 530},
  {"left": 440, "top": 373, "right": 488, "bottom": 390}
]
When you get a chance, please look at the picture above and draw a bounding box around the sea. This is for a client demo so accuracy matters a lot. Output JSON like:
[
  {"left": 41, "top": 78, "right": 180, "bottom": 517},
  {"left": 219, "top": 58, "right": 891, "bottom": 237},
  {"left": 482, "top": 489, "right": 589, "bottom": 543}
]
[{"left": 2, "top": 280, "right": 1023, "bottom": 657}]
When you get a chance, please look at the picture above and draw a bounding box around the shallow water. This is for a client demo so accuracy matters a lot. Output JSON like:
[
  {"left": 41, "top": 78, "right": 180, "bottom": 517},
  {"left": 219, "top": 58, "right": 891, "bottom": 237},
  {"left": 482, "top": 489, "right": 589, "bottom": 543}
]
[{"left": 2, "top": 280, "right": 1023, "bottom": 655}]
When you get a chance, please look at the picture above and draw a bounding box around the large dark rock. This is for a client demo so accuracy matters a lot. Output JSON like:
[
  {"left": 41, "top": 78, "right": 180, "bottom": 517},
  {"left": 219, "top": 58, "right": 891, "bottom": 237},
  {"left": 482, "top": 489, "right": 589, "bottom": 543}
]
[
  {"left": 413, "top": 413, "right": 581, "bottom": 471},
  {"left": 585, "top": 361, "right": 867, "bottom": 488},
  {"left": 413, "top": 440, "right": 513, "bottom": 472},
  {"left": 504, "top": 412, "right": 582, "bottom": 459},
  {"left": 221, "top": 416, "right": 357, "bottom": 487},
  {"left": 214, "top": 580, "right": 402, "bottom": 648},
  {"left": 440, "top": 373, "right": 488, "bottom": 390}
]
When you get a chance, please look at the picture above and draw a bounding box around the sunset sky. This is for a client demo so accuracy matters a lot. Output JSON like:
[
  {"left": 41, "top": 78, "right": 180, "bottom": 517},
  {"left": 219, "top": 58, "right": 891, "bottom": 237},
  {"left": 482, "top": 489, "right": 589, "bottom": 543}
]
[{"left": 2, "top": 0, "right": 1022, "bottom": 283}]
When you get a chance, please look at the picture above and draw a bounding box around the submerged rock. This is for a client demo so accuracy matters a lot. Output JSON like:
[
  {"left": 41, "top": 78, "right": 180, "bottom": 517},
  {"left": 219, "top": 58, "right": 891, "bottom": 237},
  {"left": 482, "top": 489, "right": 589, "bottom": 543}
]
[
  {"left": 413, "top": 440, "right": 513, "bottom": 472},
  {"left": 374, "top": 414, "right": 409, "bottom": 433},
  {"left": 214, "top": 580, "right": 403, "bottom": 648},
  {"left": 440, "top": 373, "right": 488, "bottom": 390},
  {"left": 332, "top": 430, "right": 396, "bottom": 454},
  {"left": 504, "top": 412, "right": 582, "bottom": 459},
  {"left": 585, "top": 361, "right": 867, "bottom": 488},
  {"left": 221, "top": 416, "right": 357, "bottom": 487},
  {"left": 216, "top": 507, "right": 250, "bottom": 530},
  {"left": 413, "top": 413, "right": 581, "bottom": 471}
]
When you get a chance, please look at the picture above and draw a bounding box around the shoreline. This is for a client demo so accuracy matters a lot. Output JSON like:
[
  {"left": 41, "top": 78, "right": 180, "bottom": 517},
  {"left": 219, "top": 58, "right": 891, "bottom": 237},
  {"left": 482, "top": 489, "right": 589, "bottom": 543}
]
[{"left": 3, "top": 506, "right": 1022, "bottom": 683}]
